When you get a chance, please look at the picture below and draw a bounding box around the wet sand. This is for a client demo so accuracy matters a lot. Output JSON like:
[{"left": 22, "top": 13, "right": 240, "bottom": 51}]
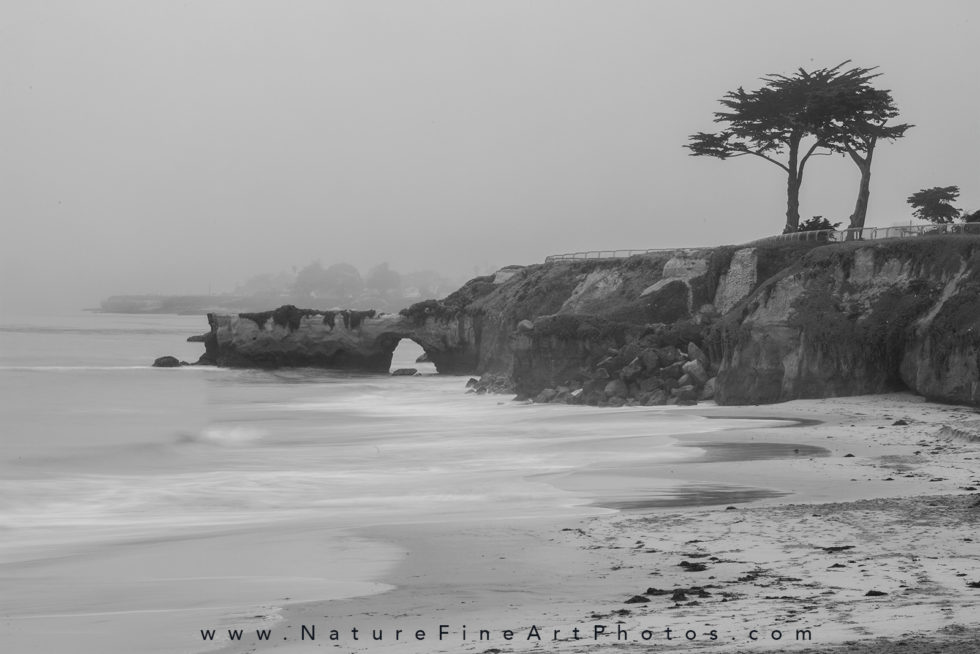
[{"left": 198, "top": 393, "right": 979, "bottom": 653}]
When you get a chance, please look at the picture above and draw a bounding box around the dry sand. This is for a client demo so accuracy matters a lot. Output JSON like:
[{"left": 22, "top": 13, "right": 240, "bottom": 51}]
[{"left": 204, "top": 393, "right": 980, "bottom": 654}]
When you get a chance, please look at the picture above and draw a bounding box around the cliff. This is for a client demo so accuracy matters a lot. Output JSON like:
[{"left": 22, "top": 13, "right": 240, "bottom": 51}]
[{"left": 197, "top": 236, "right": 980, "bottom": 407}]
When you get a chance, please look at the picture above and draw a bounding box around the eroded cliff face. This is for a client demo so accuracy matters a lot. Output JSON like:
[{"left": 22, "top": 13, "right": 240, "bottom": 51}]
[
  {"left": 200, "top": 236, "right": 979, "bottom": 407},
  {"left": 714, "top": 237, "right": 980, "bottom": 405},
  {"left": 205, "top": 306, "right": 479, "bottom": 373}
]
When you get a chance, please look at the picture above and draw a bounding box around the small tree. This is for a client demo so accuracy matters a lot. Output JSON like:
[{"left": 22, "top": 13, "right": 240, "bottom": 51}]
[{"left": 907, "top": 186, "right": 961, "bottom": 224}]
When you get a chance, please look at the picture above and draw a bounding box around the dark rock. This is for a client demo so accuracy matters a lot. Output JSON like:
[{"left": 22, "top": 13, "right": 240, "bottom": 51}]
[
  {"left": 681, "top": 359, "right": 709, "bottom": 385},
  {"left": 153, "top": 356, "right": 182, "bottom": 368},
  {"left": 639, "top": 348, "right": 660, "bottom": 370},
  {"left": 604, "top": 379, "right": 629, "bottom": 399},
  {"left": 644, "top": 587, "right": 671, "bottom": 596},
  {"left": 661, "top": 361, "right": 685, "bottom": 379},
  {"left": 657, "top": 346, "right": 683, "bottom": 366},
  {"left": 864, "top": 590, "right": 887, "bottom": 597},
  {"left": 535, "top": 388, "right": 558, "bottom": 403},
  {"left": 620, "top": 358, "right": 643, "bottom": 382},
  {"left": 670, "top": 589, "right": 688, "bottom": 601},
  {"left": 187, "top": 333, "right": 208, "bottom": 343},
  {"left": 466, "top": 378, "right": 479, "bottom": 388},
  {"left": 415, "top": 352, "right": 430, "bottom": 363},
  {"left": 644, "top": 390, "right": 668, "bottom": 406},
  {"left": 672, "top": 385, "right": 698, "bottom": 400},
  {"left": 679, "top": 561, "right": 708, "bottom": 572},
  {"left": 844, "top": 453, "right": 855, "bottom": 457},
  {"left": 391, "top": 368, "right": 419, "bottom": 376},
  {"left": 639, "top": 377, "right": 663, "bottom": 393},
  {"left": 687, "top": 342, "right": 709, "bottom": 368},
  {"left": 625, "top": 595, "right": 650, "bottom": 604},
  {"left": 892, "top": 419, "right": 908, "bottom": 426}
]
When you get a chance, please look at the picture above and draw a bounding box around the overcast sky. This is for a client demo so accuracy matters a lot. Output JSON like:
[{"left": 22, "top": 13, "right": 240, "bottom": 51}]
[{"left": 2, "top": 1, "right": 978, "bottom": 313}]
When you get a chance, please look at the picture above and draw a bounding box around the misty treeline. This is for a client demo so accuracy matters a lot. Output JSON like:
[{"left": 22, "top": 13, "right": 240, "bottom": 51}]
[
  {"left": 233, "top": 261, "right": 462, "bottom": 312},
  {"left": 687, "top": 61, "right": 911, "bottom": 234}
]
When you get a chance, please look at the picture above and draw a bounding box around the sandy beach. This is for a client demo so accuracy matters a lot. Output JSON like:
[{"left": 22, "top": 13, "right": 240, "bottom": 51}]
[{"left": 200, "top": 392, "right": 980, "bottom": 654}]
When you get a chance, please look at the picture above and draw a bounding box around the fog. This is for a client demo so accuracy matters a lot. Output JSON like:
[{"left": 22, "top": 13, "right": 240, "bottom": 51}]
[{"left": 3, "top": 1, "right": 978, "bottom": 314}]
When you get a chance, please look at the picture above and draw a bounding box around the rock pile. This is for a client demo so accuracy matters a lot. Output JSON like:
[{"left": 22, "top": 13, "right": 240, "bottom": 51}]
[
  {"left": 465, "top": 374, "right": 516, "bottom": 395},
  {"left": 529, "top": 341, "right": 717, "bottom": 407}
]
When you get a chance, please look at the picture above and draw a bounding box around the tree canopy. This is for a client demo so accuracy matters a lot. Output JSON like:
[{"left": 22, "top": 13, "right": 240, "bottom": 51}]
[
  {"left": 808, "top": 64, "right": 912, "bottom": 229},
  {"left": 687, "top": 61, "right": 910, "bottom": 233}
]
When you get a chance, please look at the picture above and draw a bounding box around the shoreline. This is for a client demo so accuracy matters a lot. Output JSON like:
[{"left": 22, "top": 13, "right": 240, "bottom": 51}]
[{"left": 202, "top": 392, "right": 980, "bottom": 653}]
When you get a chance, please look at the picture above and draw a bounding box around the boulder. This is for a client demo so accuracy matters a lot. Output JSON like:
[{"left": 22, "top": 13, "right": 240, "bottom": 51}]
[
  {"left": 699, "top": 377, "right": 716, "bottom": 400},
  {"left": 153, "top": 355, "right": 182, "bottom": 368},
  {"left": 604, "top": 379, "right": 629, "bottom": 399},
  {"left": 644, "top": 389, "right": 668, "bottom": 405},
  {"left": 657, "top": 346, "right": 683, "bottom": 365},
  {"left": 639, "top": 377, "right": 664, "bottom": 393},
  {"left": 673, "top": 385, "right": 699, "bottom": 404},
  {"left": 687, "top": 342, "right": 709, "bottom": 368},
  {"left": 415, "top": 352, "right": 431, "bottom": 363},
  {"left": 661, "top": 362, "right": 685, "bottom": 379},
  {"left": 620, "top": 358, "right": 643, "bottom": 382},
  {"left": 391, "top": 368, "right": 419, "bottom": 376},
  {"left": 639, "top": 348, "right": 660, "bottom": 370},
  {"left": 682, "top": 359, "right": 709, "bottom": 385},
  {"left": 535, "top": 388, "right": 558, "bottom": 403}
]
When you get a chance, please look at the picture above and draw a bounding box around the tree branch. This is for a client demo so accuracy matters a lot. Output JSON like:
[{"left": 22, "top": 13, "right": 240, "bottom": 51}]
[
  {"left": 797, "top": 141, "right": 826, "bottom": 182},
  {"left": 740, "top": 150, "right": 790, "bottom": 173}
]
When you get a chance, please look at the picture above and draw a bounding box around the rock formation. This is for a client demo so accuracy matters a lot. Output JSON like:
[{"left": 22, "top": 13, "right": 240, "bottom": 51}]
[{"left": 193, "top": 236, "right": 980, "bottom": 407}]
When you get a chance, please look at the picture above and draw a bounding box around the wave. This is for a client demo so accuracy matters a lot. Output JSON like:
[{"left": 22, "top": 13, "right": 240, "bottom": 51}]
[{"left": 177, "top": 425, "right": 267, "bottom": 446}]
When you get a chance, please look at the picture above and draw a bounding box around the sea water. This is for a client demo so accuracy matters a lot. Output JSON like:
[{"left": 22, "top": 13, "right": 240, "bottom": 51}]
[{"left": 0, "top": 312, "right": 751, "bottom": 653}]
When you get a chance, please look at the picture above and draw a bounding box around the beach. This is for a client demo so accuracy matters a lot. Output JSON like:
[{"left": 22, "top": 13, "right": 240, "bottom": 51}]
[
  {"left": 213, "top": 393, "right": 980, "bottom": 654},
  {"left": 1, "top": 314, "right": 977, "bottom": 654}
]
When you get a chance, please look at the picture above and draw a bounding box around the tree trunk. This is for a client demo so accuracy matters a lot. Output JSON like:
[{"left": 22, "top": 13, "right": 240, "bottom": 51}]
[
  {"left": 847, "top": 140, "right": 875, "bottom": 233},
  {"left": 784, "top": 136, "right": 802, "bottom": 233},
  {"left": 785, "top": 174, "right": 801, "bottom": 233},
  {"left": 849, "top": 163, "right": 872, "bottom": 231}
]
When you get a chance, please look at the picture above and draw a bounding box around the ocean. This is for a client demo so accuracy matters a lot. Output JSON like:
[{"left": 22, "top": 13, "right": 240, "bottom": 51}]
[{"left": 0, "top": 312, "right": 765, "bottom": 653}]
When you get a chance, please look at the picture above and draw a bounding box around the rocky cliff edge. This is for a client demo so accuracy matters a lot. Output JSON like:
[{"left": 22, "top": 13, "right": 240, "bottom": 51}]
[{"left": 199, "top": 236, "right": 979, "bottom": 407}]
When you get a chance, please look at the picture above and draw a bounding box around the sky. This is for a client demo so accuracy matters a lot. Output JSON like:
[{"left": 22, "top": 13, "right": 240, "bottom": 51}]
[{"left": 2, "top": 1, "right": 978, "bottom": 313}]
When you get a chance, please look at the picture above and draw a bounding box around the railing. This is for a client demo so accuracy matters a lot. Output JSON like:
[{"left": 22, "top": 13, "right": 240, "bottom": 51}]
[
  {"left": 747, "top": 222, "right": 980, "bottom": 245},
  {"left": 544, "top": 222, "right": 980, "bottom": 262},
  {"left": 544, "top": 248, "right": 676, "bottom": 262}
]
